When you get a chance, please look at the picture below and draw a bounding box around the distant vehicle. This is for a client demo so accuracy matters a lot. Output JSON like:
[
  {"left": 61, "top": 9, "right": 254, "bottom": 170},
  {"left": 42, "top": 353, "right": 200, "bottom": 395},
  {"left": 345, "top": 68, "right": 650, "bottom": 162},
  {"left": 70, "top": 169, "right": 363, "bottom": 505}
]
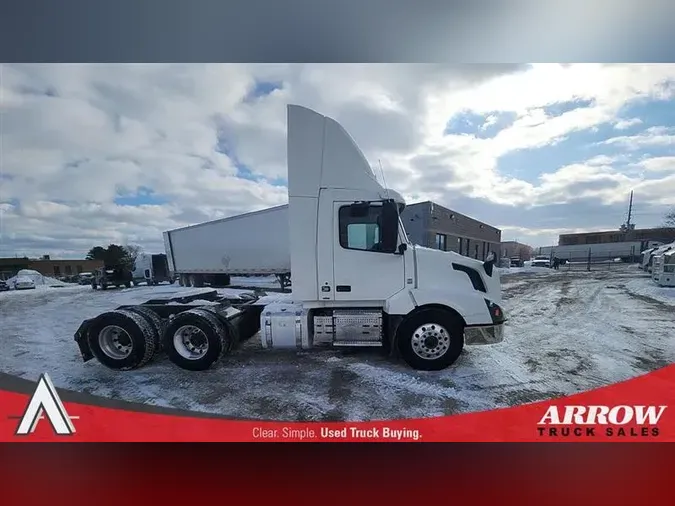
[
  {"left": 78, "top": 272, "right": 94, "bottom": 285},
  {"left": 13, "top": 276, "right": 36, "bottom": 290},
  {"left": 531, "top": 256, "right": 551, "bottom": 268},
  {"left": 644, "top": 242, "right": 675, "bottom": 274},
  {"left": 92, "top": 266, "right": 133, "bottom": 290},
  {"left": 163, "top": 205, "right": 290, "bottom": 289},
  {"left": 653, "top": 250, "right": 675, "bottom": 287},
  {"left": 0, "top": 280, "right": 9, "bottom": 292},
  {"left": 537, "top": 241, "right": 661, "bottom": 264},
  {"left": 510, "top": 257, "right": 523, "bottom": 268},
  {"left": 132, "top": 253, "right": 173, "bottom": 286}
]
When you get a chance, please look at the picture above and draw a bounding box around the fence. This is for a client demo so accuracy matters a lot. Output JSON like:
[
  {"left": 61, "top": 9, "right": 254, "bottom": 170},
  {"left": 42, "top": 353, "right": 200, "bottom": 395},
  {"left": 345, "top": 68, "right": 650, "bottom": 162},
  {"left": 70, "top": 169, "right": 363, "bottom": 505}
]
[{"left": 547, "top": 249, "right": 641, "bottom": 272}]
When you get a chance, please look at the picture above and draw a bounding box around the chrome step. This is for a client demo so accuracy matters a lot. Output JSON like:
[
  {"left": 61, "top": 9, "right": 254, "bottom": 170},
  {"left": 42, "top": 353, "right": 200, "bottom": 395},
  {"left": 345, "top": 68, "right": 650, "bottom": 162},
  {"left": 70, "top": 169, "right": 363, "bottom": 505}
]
[{"left": 332, "top": 341, "right": 383, "bottom": 347}]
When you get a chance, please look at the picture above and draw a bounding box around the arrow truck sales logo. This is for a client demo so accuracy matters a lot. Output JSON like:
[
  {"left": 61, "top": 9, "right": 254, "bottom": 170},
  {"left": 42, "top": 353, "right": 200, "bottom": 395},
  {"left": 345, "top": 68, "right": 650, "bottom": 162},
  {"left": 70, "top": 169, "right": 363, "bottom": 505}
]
[
  {"left": 11, "top": 373, "right": 78, "bottom": 436},
  {"left": 537, "top": 405, "right": 667, "bottom": 438}
]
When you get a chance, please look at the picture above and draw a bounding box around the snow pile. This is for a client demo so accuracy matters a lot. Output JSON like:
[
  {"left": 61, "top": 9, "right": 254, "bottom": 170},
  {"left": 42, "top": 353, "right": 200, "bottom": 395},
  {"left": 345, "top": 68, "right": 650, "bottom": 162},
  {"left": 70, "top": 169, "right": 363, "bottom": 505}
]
[{"left": 6, "top": 269, "right": 67, "bottom": 288}]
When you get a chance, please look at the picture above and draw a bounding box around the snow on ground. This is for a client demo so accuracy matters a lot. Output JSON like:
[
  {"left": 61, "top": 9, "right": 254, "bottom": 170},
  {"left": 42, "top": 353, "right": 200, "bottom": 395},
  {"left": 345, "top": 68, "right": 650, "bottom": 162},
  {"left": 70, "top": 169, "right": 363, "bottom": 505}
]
[
  {"left": 622, "top": 275, "right": 675, "bottom": 308},
  {"left": 0, "top": 265, "right": 673, "bottom": 422}
]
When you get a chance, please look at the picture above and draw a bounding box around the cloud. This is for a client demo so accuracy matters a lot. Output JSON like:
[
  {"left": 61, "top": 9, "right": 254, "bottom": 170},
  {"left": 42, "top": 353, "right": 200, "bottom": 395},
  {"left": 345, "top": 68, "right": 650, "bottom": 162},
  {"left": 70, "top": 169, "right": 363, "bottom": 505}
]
[
  {"left": 2, "top": 63, "right": 675, "bottom": 257},
  {"left": 613, "top": 117, "right": 643, "bottom": 130}
]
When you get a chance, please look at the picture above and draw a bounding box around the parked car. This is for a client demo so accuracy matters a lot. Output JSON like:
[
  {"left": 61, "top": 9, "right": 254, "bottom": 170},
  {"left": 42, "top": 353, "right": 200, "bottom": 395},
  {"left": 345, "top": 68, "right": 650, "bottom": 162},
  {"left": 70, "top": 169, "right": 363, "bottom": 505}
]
[
  {"left": 78, "top": 272, "right": 94, "bottom": 285},
  {"left": 92, "top": 266, "right": 133, "bottom": 290},
  {"left": 13, "top": 276, "right": 36, "bottom": 290},
  {"left": 0, "top": 280, "right": 9, "bottom": 292},
  {"left": 531, "top": 256, "right": 551, "bottom": 268}
]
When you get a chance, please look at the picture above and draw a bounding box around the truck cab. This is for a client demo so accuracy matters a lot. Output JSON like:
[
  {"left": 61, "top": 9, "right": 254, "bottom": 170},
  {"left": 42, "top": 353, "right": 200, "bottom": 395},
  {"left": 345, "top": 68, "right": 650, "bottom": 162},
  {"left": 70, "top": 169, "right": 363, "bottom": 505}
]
[{"left": 260, "top": 105, "right": 505, "bottom": 371}]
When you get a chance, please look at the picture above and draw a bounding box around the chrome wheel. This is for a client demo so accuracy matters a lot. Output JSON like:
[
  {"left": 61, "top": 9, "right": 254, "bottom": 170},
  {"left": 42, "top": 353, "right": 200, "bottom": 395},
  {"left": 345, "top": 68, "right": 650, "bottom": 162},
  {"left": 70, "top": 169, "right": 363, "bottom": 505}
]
[
  {"left": 98, "top": 325, "right": 133, "bottom": 360},
  {"left": 411, "top": 323, "right": 450, "bottom": 360},
  {"left": 173, "top": 325, "right": 209, "bottom": 360}
]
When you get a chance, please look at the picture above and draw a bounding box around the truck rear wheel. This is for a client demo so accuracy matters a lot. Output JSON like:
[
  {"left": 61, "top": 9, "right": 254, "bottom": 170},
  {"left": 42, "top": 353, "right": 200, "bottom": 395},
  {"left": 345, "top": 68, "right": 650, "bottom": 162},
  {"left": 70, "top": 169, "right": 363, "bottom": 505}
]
[
  {"left": 124, "top": 306, "right": 165, "bottom": 351},
  {"left": 162, "top": 309, "right": 234, "bottom": 371},
  {"left": 396, "top": 308, "right": 464, "bottom": 371},
  {"left": 87, "top": 309, "right": 157, "bottom": 370}
]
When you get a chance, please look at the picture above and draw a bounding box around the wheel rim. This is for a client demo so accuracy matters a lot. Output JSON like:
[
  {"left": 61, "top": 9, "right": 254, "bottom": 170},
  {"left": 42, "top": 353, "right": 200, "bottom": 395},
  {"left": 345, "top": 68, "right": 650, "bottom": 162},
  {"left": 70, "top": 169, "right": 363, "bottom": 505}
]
[
  {"left": 98, "top": 325, "right": 133, "bottom": 360},
  {"left": 173, "top": 325, "right": 209, "bottom": 360},
  {"left": 411, "top": 323, "right": 451, "bottom": 360}
]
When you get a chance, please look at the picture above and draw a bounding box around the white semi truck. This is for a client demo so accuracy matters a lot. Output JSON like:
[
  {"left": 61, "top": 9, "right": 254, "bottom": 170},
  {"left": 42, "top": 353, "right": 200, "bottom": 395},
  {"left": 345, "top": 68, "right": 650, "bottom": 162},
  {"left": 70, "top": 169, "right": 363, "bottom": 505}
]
[{"left": 74, "top": 105, "right": 506, "bottom": 372}]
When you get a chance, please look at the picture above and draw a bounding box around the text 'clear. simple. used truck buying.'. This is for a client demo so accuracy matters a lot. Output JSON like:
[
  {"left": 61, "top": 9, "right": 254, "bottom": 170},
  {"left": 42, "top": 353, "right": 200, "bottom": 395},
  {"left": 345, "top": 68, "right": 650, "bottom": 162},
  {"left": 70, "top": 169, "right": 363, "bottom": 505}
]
[{"left": 75, "top": 105, "right": 506, "bottom": 372}]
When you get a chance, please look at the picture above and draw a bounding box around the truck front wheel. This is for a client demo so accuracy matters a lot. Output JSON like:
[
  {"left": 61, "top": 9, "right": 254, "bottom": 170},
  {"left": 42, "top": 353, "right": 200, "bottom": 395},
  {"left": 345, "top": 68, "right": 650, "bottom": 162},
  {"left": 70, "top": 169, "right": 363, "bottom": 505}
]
[{"left": 396, "top": 308, "right": 464, "bottom": 371}]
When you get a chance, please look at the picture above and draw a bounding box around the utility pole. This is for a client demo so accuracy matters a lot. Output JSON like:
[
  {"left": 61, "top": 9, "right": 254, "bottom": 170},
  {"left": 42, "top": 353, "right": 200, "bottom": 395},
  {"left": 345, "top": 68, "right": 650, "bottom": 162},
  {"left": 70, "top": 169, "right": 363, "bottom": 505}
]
[{"left": 626, "top": 190, "right": 633, "bottom": 231}]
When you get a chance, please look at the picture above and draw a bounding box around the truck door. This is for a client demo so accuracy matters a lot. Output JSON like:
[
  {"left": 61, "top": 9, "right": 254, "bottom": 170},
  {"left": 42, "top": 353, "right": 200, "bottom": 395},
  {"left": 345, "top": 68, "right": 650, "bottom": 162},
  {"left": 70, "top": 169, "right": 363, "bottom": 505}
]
[{"left": 332, "top": 201, "right": 406, "bottom": 301}]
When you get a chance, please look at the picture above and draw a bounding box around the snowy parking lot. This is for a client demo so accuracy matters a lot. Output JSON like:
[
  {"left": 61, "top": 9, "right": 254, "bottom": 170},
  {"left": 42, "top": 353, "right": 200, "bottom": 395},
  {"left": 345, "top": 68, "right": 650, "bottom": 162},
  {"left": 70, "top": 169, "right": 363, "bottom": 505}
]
[{"left": 1, "top": 266, "right": 673, "bottom": 422}]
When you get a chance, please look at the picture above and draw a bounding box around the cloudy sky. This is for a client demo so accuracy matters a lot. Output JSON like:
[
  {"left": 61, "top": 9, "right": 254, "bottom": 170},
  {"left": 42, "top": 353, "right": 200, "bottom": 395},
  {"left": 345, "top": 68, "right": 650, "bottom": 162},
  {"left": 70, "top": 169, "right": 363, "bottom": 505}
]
[{"left": 1, "top": 63, "right": 675, "bottom": 259}]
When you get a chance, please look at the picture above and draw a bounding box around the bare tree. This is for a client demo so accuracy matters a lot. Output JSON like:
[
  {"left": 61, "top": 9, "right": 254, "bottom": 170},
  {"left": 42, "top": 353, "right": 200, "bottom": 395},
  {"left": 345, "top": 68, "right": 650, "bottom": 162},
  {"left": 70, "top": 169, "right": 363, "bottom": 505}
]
[
  {"left": 665, "top": 209, "right": 675, "bottom": 227},
  {"left": 124, "top": 244, "right": 143, "bottom": 266}
]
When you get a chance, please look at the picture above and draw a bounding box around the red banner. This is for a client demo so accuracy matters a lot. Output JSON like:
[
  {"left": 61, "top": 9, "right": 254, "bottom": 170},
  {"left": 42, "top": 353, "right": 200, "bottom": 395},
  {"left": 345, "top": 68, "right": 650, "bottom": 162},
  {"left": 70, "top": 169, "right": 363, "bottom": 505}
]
[{"left": 1, "top": 364, "right": 673, "bottom": 442}]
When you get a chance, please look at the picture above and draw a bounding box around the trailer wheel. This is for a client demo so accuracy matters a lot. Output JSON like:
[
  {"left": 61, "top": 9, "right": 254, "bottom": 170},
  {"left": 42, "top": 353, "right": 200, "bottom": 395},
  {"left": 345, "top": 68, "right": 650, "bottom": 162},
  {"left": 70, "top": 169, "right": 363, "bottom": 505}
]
[
  {"left": 162, "top": 308, "right": 233, "bottom": 371},
  {"left": 395, "top": 308, "right": 464, "bottom": 371},
  {"left": 87, "top": 309, "right": 156, "bottom": 370},
  {"left": 124, "top": 306, "right": 165, "bottom": 351}
]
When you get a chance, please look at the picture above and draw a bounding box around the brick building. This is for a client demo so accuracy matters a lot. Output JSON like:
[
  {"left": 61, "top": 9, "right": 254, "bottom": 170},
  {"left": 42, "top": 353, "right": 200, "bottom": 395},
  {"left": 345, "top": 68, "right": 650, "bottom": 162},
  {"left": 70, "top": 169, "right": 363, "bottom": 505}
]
[
  {"left": 558, "top": 227, "right": 675, "bottom": 246},
  {"left": 400, "top": 201, "right": 502, "bottom": 261},
  {"left": 500, "top": 241, "right": 534, "bottom": 261},
  {"left": 0, "top": 256, "right": 104, "bottom": 280}
]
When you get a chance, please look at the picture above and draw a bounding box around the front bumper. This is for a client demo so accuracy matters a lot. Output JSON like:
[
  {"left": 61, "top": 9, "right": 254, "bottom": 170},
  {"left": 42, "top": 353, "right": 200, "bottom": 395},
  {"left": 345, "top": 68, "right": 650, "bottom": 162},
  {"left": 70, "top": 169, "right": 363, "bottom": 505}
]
[{"left": 464, "top": 323, "right": 505, "bottom": 345}]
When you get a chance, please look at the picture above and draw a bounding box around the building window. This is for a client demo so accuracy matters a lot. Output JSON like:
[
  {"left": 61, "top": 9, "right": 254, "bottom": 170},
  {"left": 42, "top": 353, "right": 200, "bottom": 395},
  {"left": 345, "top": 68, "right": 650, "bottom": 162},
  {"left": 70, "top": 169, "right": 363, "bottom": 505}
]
[
  {"left": 474, "top": 244, "right": 479, "bottom": 259},
  {"left": 65, "top": 265, "right": 72, "bottom": 275},
  {"left": 458, "top": 237, "right": 463, "bottom": 255},
  {"left": 338, "top": 204, "right": 382, "bottom": 252},
  {"left": 435, "top": 233, "right": 447, "bottom": 251},
  {"left": 76, "top": 265, "right": 83, "bottom": 274},
  {"left": 53, "top": 266, "right": 61, "bottom": 276}
]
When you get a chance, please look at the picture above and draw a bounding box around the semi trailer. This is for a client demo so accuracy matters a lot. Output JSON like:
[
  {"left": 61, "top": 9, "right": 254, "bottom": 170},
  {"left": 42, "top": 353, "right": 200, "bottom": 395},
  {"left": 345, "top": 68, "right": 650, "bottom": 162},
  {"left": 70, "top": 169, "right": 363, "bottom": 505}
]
[
  {"left": 535, "top": 241, "right": 662, "bottom": 263},
  {"left": 74, "top": 104, "right": 506, "bottom": 372},
  {"left": 164, "top": 205, "right": 291, "bottom": 289}
]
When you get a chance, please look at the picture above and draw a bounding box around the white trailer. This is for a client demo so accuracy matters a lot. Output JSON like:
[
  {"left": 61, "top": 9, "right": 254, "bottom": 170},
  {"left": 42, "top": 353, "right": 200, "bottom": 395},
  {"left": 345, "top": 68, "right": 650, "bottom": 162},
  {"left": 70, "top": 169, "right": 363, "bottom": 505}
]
[
  {"left": 75, "top": 105, "right": 505, "bottom": 372},
  {"left": 536, "top": 241, "right": 661, "bottom": 264},
  {"left": 163, "top": 205, "right": 291, "bottom": 289},
  {"left": 644, "top": 242, "right": 675, "bottom": 273},
  {"left": 653, "top": 250, "right": 675, "bottom": 287}
]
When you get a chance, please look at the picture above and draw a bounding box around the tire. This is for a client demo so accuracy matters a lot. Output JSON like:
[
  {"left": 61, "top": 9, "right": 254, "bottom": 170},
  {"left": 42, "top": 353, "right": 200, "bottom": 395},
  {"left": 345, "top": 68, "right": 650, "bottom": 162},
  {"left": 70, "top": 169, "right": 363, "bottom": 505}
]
[
  {"left": 87, "top": 309, "right": 157, "bottom": 370},
  {"left": 92, "top": 282, "right": 97, "bottom": 290},
  {"left": 124, "top": 306, "right": 165, "bottom": 352},
  {"left": 162, "top": 308, "right": 233, "bottom": 371},
  {"left": 396, "top": 308, "right": 464, "bottom": 371},
  {"left": 101, "top": 283, "right": 108, "bottom": 290},
  {"left": 125, "top": 281, "right": 132, "bottom": 288}
]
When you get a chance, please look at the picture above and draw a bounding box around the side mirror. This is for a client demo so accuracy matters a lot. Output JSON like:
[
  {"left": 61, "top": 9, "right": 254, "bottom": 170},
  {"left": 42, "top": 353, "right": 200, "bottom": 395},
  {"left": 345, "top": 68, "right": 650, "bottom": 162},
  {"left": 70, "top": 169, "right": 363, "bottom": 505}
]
[{"left": 380, "top": 200, "right": 400, "bottom": 254}]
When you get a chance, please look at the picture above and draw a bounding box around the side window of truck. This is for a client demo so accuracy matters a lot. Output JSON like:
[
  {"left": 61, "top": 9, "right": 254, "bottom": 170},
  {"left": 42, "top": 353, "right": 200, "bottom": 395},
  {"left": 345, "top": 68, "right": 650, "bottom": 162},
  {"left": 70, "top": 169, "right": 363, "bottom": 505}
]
[{"left": 338, "top": 205, "right": 382, "bottom": 251}]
